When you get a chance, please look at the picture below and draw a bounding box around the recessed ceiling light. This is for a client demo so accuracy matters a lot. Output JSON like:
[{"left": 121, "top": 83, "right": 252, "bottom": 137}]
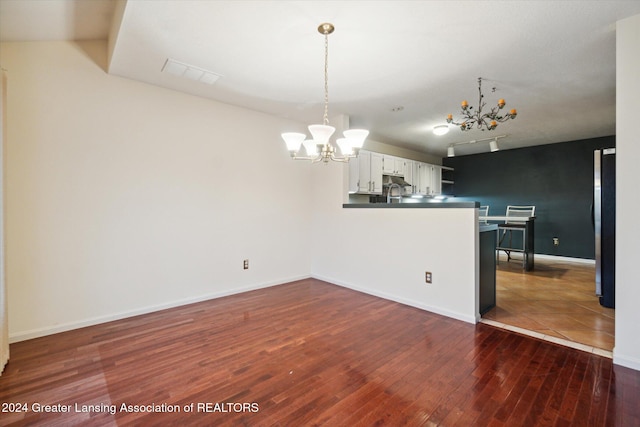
[{"left": 433, "top": 125, "right": 450, "bottom": 136}]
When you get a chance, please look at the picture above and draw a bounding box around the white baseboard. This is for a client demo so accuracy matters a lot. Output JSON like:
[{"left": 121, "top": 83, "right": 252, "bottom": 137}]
[
  {"left": 499, "top": 252, "right": 595, "bottom": 264},
  {"left": 532, "top": 253, "right": 595, "bottom": 264},
  {"left": 9, "top": 274, "right": 310, "bottom": 343},
  {"left": 312, "top": 274, "right": 477, "bottom": 325},
  {"left": 613, "top": 350, "right": 640, "bottom": 371}
]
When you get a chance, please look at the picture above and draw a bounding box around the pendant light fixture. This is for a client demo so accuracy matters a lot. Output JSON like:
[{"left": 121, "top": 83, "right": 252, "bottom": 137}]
[
  {"left": 282, "top": 23, "right": 369, "bottom": 163},
  {"left": 446, "top": 78, "right": 518, "bottom": 131}
]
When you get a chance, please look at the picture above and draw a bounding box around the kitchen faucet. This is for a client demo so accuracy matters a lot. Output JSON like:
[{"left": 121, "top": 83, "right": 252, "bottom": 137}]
[{"left": 387, "top": 183, "right": 402, "bottom": 204}]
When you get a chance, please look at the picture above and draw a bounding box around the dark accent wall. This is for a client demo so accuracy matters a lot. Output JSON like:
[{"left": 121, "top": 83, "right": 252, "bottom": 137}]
[{"left": 443, "top": 135, "right": 615, "bottom": 259}]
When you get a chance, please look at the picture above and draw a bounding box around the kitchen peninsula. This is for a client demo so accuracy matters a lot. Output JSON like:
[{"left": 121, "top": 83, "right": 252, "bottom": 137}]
[{"left": 339, "top": 201, "right": 497, "bottom": 320}]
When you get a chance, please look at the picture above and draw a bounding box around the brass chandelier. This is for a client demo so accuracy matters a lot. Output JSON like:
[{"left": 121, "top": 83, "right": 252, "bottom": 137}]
[
  {"left": 282, "top": 23, "right": 369, "bottom": 163},
  {"left": 447, "top": 77, "right": 517, "bottom": 131}
]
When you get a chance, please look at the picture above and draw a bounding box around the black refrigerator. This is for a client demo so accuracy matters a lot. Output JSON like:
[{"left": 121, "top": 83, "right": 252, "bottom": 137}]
[{"left": 594, "top": 148, "right": 615, "bottom": 308}]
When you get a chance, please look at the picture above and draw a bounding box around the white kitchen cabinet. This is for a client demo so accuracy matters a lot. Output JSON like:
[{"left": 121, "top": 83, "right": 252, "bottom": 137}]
[
  {"left": 395, "top": 157, "right": 406, "bottom": 176},
  {"left": 403, "top": 160, "right": 414, "bottom": 195},
  {"left": 430, "top": 165, "right": 442, "bottom": 195},
  {"left": 416, "top": 163, "right": 444, "bottom": 196},
  {"left": 417, "top": 162, "right": 432, "bottom": 195},
  {"left": 382, "top": 154, "right": 395, "bottom": 175},
  {"left": 349, "top": 150, "right": 383, "bottom": 194},
  {"left": 370, "top": 153, "right": 384, "bottom": 193},
  {"left": 410, "top": 162, "right": 421, "bottom": 195},
  {"left": 349, "top": 151, "right": 449, "bottom": 197},
  {"left": 382, "top": 155, "right": 405, "bottom": 176},
  {"left": 411, "top": 162, "right": 419, "bottom": 194}
]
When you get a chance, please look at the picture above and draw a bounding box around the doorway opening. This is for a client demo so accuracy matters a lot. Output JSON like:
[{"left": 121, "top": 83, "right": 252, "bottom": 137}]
[{"left": 481, "top": 254, "right": 614, "bottom": 357}]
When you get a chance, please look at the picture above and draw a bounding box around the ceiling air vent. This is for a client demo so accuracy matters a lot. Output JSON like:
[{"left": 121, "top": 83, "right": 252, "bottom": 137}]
[{"left": 161, "top": 58, "right": 222, "bottom": 85}]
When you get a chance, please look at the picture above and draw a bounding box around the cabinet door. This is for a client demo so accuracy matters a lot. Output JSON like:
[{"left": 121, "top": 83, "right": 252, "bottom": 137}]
[
  {"left": 431, "top": 165, "right": 442, "bottom": 195},
  {"left": 419, "top": 163, "right": 433, "bottom": 195},
  {"left": 348, "top": 153, "right": 360, "bottom": 194},
  {"left": 412, "top": 162, "right": 421, "bottom": 195},
  {"left": 357, "top": 151, "right": 372, "bottom": 193},
  {"left": 394, "top": 158, "right": 405, "bottom": 176},
  {"left": 382, "top": 155, "right": 406, "bottom": 175},
  {"left": 425, "top": 164, "right": 434, "bottom": 195},
  {"left": 382, "top": 155, "right": 396, "bottom": 175},
  {"left": 370, "top": 152, "right": 384, "bottom": 194},
  {"left": 403, "top": 160, "right": 414, "bottom": 195}
]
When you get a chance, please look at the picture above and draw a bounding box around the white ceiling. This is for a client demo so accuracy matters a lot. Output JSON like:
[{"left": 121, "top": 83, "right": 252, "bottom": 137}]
[{"left": 2, "top": 0, "right": 640, "bottom": 157}]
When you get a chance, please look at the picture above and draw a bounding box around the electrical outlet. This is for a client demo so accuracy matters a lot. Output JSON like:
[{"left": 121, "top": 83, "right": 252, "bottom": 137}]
[
  {"left": 425, "top": 271, "right": 432, "bottom": 284},
  {"left": 553, "top": 237, "right": 559, "bottom": 247},
  {"left": 243, "top": 259, "right": 249, "bottom": 270}
]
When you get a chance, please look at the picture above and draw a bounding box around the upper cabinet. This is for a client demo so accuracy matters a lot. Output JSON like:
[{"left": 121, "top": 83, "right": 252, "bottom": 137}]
[
  {"left": 416, "top": 162, "right": 432, "bottom": 195},
  {"left": 382, "top": 155, "right": 405, "bottom": 176},
  {"left": 431, "top": 165, "right": 442, "bottom": 196},
  {"left": 349, "top": 150, "right": 452, "bottom": 197},
  {"left": 403, "top": 160, "right": 414, "bottom": 195},
  {"left": 349, "top": 150, "right": 384, "bottom": 194}
]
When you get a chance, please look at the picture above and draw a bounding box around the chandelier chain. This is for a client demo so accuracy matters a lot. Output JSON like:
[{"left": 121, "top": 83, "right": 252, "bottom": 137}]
[
  {"left": 477, "top": 77, "right": 485, "bottom": 111},
  {"left": 323, "top": 31, "right": 329, "bottom": 126}
]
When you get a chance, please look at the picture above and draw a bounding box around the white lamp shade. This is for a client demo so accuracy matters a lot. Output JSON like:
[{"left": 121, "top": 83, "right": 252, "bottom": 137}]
[
  {"left": 308, "top": 124, "right": 335, "bottom": 145},
  {"left": 490, "top": 139, "right": 499, "bottom": 152},
  {"left": 447, "top": 146, "right": 455, "bottom": 157},
  {"left": 336, "top": 138, "right": 353, "bottom": 156},
  {"left": 343, "top": 129, "right": 369, "bottom": 149},
  {"left": 282, "top": 132, "right": 306, "bottom": 152},
  {"left": 303, "top": 140, "right": 319, "bottom": 157}
]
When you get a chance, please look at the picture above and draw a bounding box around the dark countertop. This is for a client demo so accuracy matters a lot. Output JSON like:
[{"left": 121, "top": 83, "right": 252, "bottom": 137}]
[{"left": 343, "top": 202, "right": 479, "bottom": 209}]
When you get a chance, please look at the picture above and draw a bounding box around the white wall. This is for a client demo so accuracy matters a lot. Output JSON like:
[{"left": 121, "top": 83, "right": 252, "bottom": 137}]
[
  {"left": 310, "top": 160, "right": 479, "bottom": 323},
  {"left": 1, "top": 69, "right": 8, "bottom": 372},
  {"left": 0, "top": 40, "right": 314, "bottom": 341},
  {"left": 614, "top": 14, "right": 640, "bottom": 371}
]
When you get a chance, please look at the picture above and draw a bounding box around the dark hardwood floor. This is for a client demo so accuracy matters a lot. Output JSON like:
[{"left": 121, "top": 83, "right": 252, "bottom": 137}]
[{"left": 1, "top": 279, "right": 639, "bottom": 426}]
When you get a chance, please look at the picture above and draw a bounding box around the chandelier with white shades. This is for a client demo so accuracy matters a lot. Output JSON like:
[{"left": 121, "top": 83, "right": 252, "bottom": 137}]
[{"left": 282, "top": 23, "right": 369, "bottom": 163}]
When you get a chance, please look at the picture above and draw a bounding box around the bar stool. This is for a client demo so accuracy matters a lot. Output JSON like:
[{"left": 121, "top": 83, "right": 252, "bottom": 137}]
[
  {"left": 479, "top": 205, "right": 489, "bottom": 224},
  {"left": 498, "top": 205, "right": 535, "bottom": 266}
]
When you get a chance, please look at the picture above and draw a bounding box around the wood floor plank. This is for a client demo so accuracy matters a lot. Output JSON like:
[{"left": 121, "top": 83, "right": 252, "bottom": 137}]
[{"left": 1, "top": 278, "right": 638, "bottom": 426}]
